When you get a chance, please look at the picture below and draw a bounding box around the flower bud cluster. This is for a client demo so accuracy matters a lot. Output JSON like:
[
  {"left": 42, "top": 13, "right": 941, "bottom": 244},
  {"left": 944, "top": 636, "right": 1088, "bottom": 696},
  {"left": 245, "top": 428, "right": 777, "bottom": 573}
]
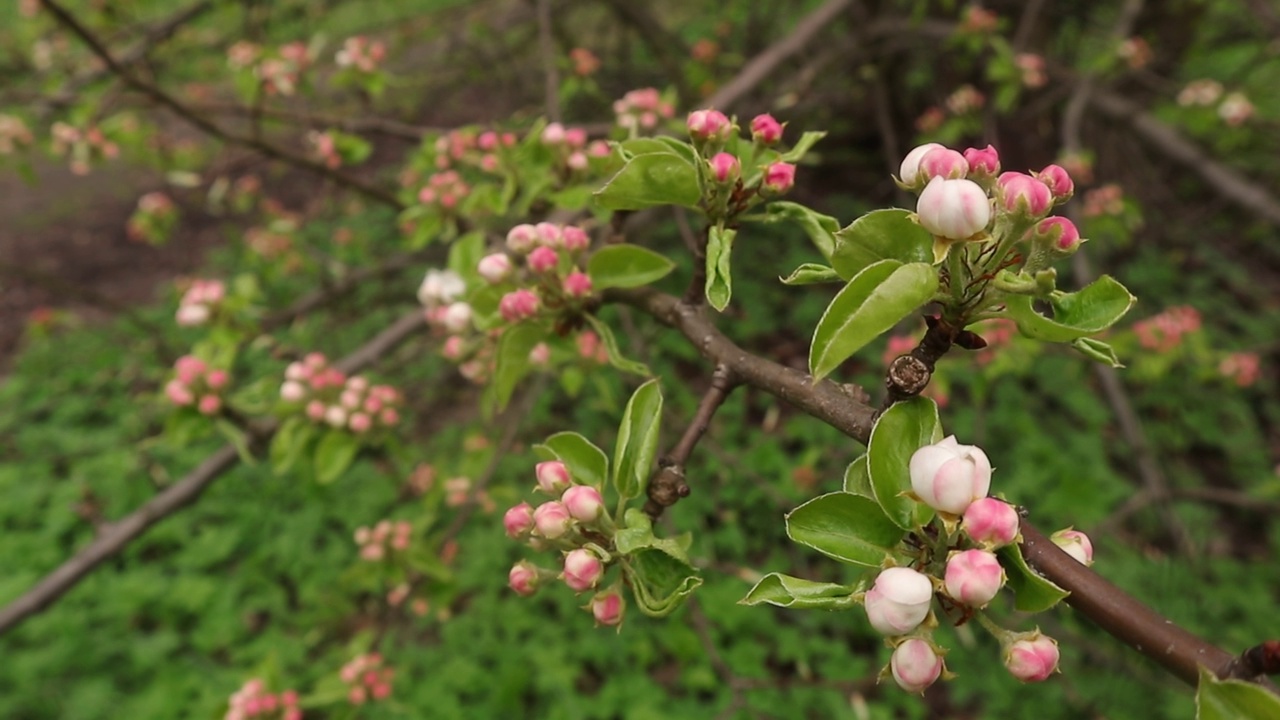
[
  {"left": 224, "top": 678, "right": 302, "bottom": 720},
  {"left": 252, "top": 42, "right": 311, "bottom": 97},
  {"left": 0, "top": 115, "right": 34, "bottom": 155},
  {"left": 539, "top": 122, "right": 592, "bottom": 173},
  {"left": 425, "top": 128, "right": 519, "bottom": 176},
  {"left": 417, "top": 170, "right": 470, "bottom": 212},
  {"left": 354, "top": 519, "right": 412, "bottom": 561},
  {"left": 280, "top": 353, "right": 403, "bottom": 432},
  {"left": 684, "top": 109, "right": 799, "bottom": 222},
  {"left": 334, "top": 35, "right": 386, "bottom": 73},
  {"left": 175, "top": 278, "right": 224, "bottom": 327},
  {"left": 1133, "top": 305, "right": 1201, "bottom": 353},
  {"left": 50, "top": 122, "right": 119, "bottom": 175},
  {"left": 338, "top": 653, "right": 393, "bottom": 705},
  {"left": 166, "top": 355, "right": 229, "bottom": 416},
  {"left": 613, "top": 87, "right": 675, "bottom": 133},
  {"left": 128, "top": 191, "right": 181, "bottom": 245}
]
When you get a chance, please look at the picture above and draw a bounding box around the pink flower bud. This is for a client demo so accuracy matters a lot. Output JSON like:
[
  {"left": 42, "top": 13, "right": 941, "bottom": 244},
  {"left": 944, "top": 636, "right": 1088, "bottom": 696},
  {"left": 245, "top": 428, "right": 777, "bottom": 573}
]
[
  {"left": 541, "top": 122, "right": 566, "bottom": 145},
  {"left": 504, "top": 502, "right": 534, "bottom": 538},
  {"left": 561, "top": 484, "right": 604, "bottom": 523},
  {"left": 528, "top": 342, "right": 551, "bottom": 366},
  {"left": 909, "top": 435, "right": 992, "bottom": 514},
  {"left": 762, "top": 162, "right": 796, "bottom": 194},
  {"left": 174, "top": 355, "right": 207, "bottom": 385},
  {"left": 509, "top": 561, "right": 540, "bottom": 596},
  {"left": 324, "top": 405, "right": 348, "bottom": 428},
  {"left": 498, "top": 289, "right": 540, "bottom": 322},
  {"left": 918, "top": 147, "right": 969, "bottom": 181},
  {"left": 506, "top": 224, "right": 539, "bottom": 253},
  {"left": 534, "top": 222, "right": 562, "bottom": 248},
  {"left": 863, "top": 567, "right": 933, "bottom": 636},
  {"left": 1051, "top": 528, "right": 1093, "bottom": 566},
  {"left": 749, "top": 113, "right": 783, "bottom": 144},
  {"left": 686, "top": 109, "right": 731, "bottom": 143},
  {"left": 562, "top": 548, "right": 604, "bottom": 592},
  {"left": 916, "top": 177, "right": 991, "bottom": 240},
  {"left": 996, "top": 172, "right": 1053, "bottom": 218},
  {"left": 565, "top": 127, "right": 588, "bottom": 149},
  {"left": 280, "top": 380, "right": 306, "bottom": 402},
  {"left": 379, "top": 407, "right": 400, "bottom": 426},
  {"left": 532, "top": 501, "right": 572, "bottom": 539},
  {"left": 588, "top": 140, "right": 611, "bottom": 158},
  {"left": 441, "top": 302, "right": 473, "bottom": 333},
  {"left": 477, "top": 131, "right": 498, "bottom": 151},
  {"left": 1032, "top": 216, "right": 1083, "bottom": 253},
  {"left": 890, "top": 638, "right": 944, "bottom": 693},
  {"left": 961, "top": 497, "right": 1020, "bottom": 548},
  {"left": 535, "top": 460, "right": 572, "bottom": 494},
  {"left": 527, "top": 246, "right": 559, "bottom": 273},
  {"left": 306, "top": 400, "right": 325, "bottom": 420},
  {"left": 175, "top": 304, "right": 210, "bottom": 326},
  {"left": 562, "top": 271, "right": 593, "bottom": 298},
  {"left": 340, "top": 389, "right": 362, "bottom": 410},
  {"left": 1035, "top": 164, "right": 1074, "bottom": 202},
  {"left": 898, "top": 142, "right": 945, "bottom": 187},
  {"left": 709, "top": 152, "right": 740, "bottom": 183},
  {"left": 197, "top": 395, "right": 222, "bottom": 415},
  {"left": 1005, "top": 633, "right": 1060, "bottom": 682},
  {"left": 590, "top": 589, "right": 625, "bottom": 626},
  {"left": 166, "top": 380, "right": 194, "bottom": 406},
  {"left": 962, "top": 145, "right": 1001, "bottom": 180},
  {"left": 441, "top": 335, "right": 465, "bottom": 360},
  {"left": 349, "top": 412, "right": 372, "bottom": 433},
  {"left": 477, "top": 253, "right": 513, "bottom": 283},
  {"left": 285, "top": 361, "right": 308, "bottom": 381},
  {"left": 561, "top": 225, "right": 590, "bottom": 252},
  {"left": 943, "top": 549, "right": 1005, "bottom": 607}
]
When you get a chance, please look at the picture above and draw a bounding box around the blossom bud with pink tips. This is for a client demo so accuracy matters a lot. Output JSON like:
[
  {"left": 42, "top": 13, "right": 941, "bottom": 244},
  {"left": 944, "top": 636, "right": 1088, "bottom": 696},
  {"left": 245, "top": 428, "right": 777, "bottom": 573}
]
[
  {"left": 532, "top": 501, "right": 572, "bottom": 539},
  {"left": 918, "top": 147, "right": 969, "bottom": 182},
  {"left": 540, "top": 122, "right": 566, "bottom": 146},
  {"left": 503, "top": 502, "right": 534, "bottom": 538},
  {"left": 441, "top": 302, "right": 473, "bottom": 333},
  {"left": 962, "top": 145, "right": 1001, "bottom": 182},
  {"left": 1051, "top": 528, "right": 1093, "bottom": 566},
  {"left": 498, "top": 289, "right": 540, "bottom": 322},
  {"left": 562, "top": 484, "right": 605, "bottom": 523},
  {"left": 562, "top": 548, "right": 604, "bottom": 592},
  {"left": 996, "top": 172, "right": 1053, "bottom": 219},
  {"left": 590, "top": 589, "right": 625, "bottom": 627},
  {"left": 863, "top": 566, "right": 934, "bottom": 636},
  {"left": 961, "top": 497, "right": 1020, "bottom": 548},
  {"left": 506, "top": 224, "right": 539, "bottom": 253},
  {"left": 527, "top": 246, "right": 559, "bottom": 273},
  {"left": 890, "top": 638, "right": 944, "bottom": 693},
  {"left": 280, "top": 380, "right": 306, "bottom": 402},
  {"left": 686, "top": 109, "right": 732, "bottom": 144},
  {"left": 709, "top": 152, "right": 740, "bottom": 184},
  {"left": 916, "top": 178, "right": 991, "bottom": 241},
  {"left": 1035, "top": 164, "right": 1074, "bottom": 203},
  {"left": 943, "top": 549, "right": 1005, "bottom": 608},
  {"left": 1004, "top": 632, "right": 1060, "bottom": 682},
  {"left": 563, "top": 271, "right": 593, "bottom": 299},
  {"left": 508, "top": 560, "right": 541, "bottom": 596},
  {"left": 762, "top": 162, "right": 796, "bottom": 195},
  {"left": 528, "top": 342, "right": 551, "bottom": 367},
  {"left": 749, "top": 113, "right": 784, "bottom": 145},
  {"left": 477, "top": 253, "right": 513, "bottom": 284},
  {"left": 909, "top": 435, "right": 992, "bottom": 515},
  {"left": 1031, "top": 216, "right": 1083, "bottom": 255},
  {"left": 535, "top": 222, "right": 562, "bottom": 248},
  {"left": 197, "top": 395, "right": 222, "bottom": 416},
  {"left": 898, "top": 142, "right": 945, "bottom": 189},
  {"left": 166, "top": 380, "right": 194, "bottom": 406},
  {"left": 561, "top": 225, "right": 590, "bottom": 252},
  {"left": 535, "top": 460, "right": 572, "bottom": 494}
]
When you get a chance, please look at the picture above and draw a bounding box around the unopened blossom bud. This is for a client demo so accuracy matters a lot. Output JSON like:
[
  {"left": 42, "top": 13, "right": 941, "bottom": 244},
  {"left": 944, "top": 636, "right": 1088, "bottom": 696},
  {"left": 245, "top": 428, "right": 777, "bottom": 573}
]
[
  {"left": 477, "top": 253, "right": 513, "bottom": 283},
  {"left": 961, "top": 498, "right": 1020, "bottom": 548},
  {"left": 918, "top": 147, "right": 969, "bottom": 182},
  {"left": 562, "top": 484, "right": 605, "bottom": 523},
  {"left": 563, "top": 271, "right": 593, "bottom": 298},
  {"left": 749, "top": 113, "right": 783, "bottom": 144},
  {"left": 1035, "top": 164, "right": 1074, "bottom": 203},
  {"left": 863, "top": 567, "right": 933, "bottom": 636},
  {"left": 996, "top": 172, "right": 1053, "bottom": 218},
  {"left": 890, "top": 638, "right": 944, "bottom": 693},
  {"left": 417, "top": 269, "right": 466, "bottom": 306},
  {"left": 508, "top": 560, "right": 540, "bottom": 596},
  {"left": 498, "top": 289, "right": 540, "bottom": 322},
  {"left": 916, "top": 177, "right": 991, "bottom": 240},
  {"left": 206, "top": 370, "right": 229, "bottom": 390},
  {"left": 1005, "top": 633, "right": 1060, "bottom": 682},
  {"left": 561, "top": 226, "right": 590, "bottom": 252},
  {"left": 306, "top": 400, "right": 326, "bottom": 420},
  {"left": 562, "top": 548, "right": 604, "bottom": 592},
  {"left": 527, "top": 246, "right": 559, "bottom": 273},
  {"left": 962, "top": 145, "right": 1001, "bottom": 181},
  {"left": 349, "top": 412, "right": 372, "bottom": 433},
  {"left": 590, "top": 589, "right": 625, "bottom": 626},
  {"left": 898, "top": 142, "right": 945, "bottom": 188},
  {"left": 176, "top": 304, "right": 210, "bottom": 326},
  {"left": 762, "top": 162, "right": 796, "bottom": 194},
  {"left": 709, "top": 152, "right": 740, "bottom": 184},
  {"left": 528, "top": 342, "right": 551, "bottom": 366},
  {"left": 1031, "top": 216, "right": 1083, "bottom": 254},
  {"left": 441, "top": 302, "right": 473, "bottom": 333},
  {"left": 533, "top": 501, "right": 572, "bottom": 539},
  {"left": 325, "top": 405, "right": 348, "bottom": 428},
  {"left": 503, "top": 502, "right": 534, "bottom": 538},
  {"left": 565, "top": 127, "right": 587, "bottom": 149},
  {"left": 506, "top": 224, "right": 539, "bottom": 253},
  {"left": 541, "top": 122, "right": 566, "bottom": 145},
  {"left": 175, "top": 355, "right": 206, "bottom": 384},
  {"left": 280, "top": 380, "right": 306, "bottom": 402},
  {"left": 943, "top": 549, "right": 1005, "bottom": 608},
  {"left": 535, "top": 222, "right": 562, "bottom": 248},
  {"left": 1051, "top": 528, "right": 1093, "bottom": 566},
  {"left": 909, "top": 435, "right": 992, "bottom": 515},
  {"left": 198, "top": 394, "right": 222, "bottom": 415},
  {"left": 535, "top": 460, "right": 572, "bottom": 494},
  {"left": 686, "top": 109, "right": 732, "bottom": 143}
]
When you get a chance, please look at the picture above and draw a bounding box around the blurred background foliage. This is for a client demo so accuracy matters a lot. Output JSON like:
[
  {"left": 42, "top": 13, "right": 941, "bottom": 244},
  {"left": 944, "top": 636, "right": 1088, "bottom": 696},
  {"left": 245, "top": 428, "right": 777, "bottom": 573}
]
[{"left": 0, "top": 0, "right": 1277, "bottom": 718}]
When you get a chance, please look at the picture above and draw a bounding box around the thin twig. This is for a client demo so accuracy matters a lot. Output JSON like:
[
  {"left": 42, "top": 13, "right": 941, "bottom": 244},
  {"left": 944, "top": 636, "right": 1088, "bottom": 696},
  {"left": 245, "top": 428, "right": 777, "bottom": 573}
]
[
  {"left": 643, "top": 364, "right": 739, "bottom": 519},
  {"left": 535, "top": 0, "right": 561, "bottom": 124}
]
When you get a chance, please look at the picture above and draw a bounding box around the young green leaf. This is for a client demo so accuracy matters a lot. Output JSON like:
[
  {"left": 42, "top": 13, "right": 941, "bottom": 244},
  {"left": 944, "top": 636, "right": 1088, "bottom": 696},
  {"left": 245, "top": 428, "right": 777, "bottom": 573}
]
[
  {"left": 1072, "top": 337, "right": 1124, "bottom": 367},
  {"left": 594, "top": 153, "right": 701, "bottom": 210},
  {"left": 622, "top": 547, "right": 702, "bottom": 617},
  {"left": 778, "top": 130, "right": 827, "bottom": 162},
  {"left": 536, "top": 431, "right": 609, "bottom": 488},
  {"left": 314, "top": 430, "right": 360, "bottom": 484},
  {"left": 1195, "top": 666, "right": 1280, "bottom": 720},
  {"left": 759, "top": 201, "right": 839, "bottom": 259},
  {"left": 867, "top": 398, "right": 942, "bottom": 530},
  {"left": 1005, "top": 275, "right": 1137, "bottom": 343},
  {"left": 831, "top": 209, "right": 935, "bottom": 280},
  {"left": 587, "top": 245, "right": 677, "bottom": 289},
  {"left": 487, "top": 323, "right": 545, "bottom": 413},
  {"left": 843, "top": 454, "right": 873, "bottom": 497},
  {"left": 705, "top": 225, "right": 736, "bottom": 311},
  {"left": 785, "top": 492, "right": 905, "bottom": 567},
  {"left": 584, "top": 314, "right": 650, "bottom": 376},
  {"left": 781, "top": 263, "right": 842, "bottom": 285},
  {"left": 739, "top": 573, "right": 864, "bottom": 610},
  {"left": 612, "top": 379, "right": 663, "bottom": 501},
  {"left": 996, "top": 543, "right": 1070, "bottom": 613}
]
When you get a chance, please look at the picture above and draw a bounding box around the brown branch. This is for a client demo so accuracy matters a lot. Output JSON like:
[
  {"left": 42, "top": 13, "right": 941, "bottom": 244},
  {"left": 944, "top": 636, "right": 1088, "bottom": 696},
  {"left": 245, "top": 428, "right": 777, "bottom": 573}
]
[
  {"left": 534, "top": 0, "right": 561, "bottom": 124},
  {"left": 38, "top": 0, "right": 405, "bottom": 211},
  {"left": 0, "top": 311, "right": 427, "bottom": 637},
  {"left": 643, "top": 364, "right": 739, "bottom": 519}
]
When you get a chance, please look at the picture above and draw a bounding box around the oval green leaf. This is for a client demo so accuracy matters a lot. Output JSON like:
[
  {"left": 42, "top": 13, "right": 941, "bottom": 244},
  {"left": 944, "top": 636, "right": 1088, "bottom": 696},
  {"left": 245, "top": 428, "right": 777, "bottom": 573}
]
[
  {"left": 785, "top": 492, "right": 905, "bottom": 567},
  {"left": 314, "top": 430, "right": 360, "bottom": 484},
  {"left": 622, "top": 547, "right": 702, "bottom": 617},
  {"left": 487, "top": 323, "right": 545, "bottom": 413},
  {"left": 809, "top": 260, "right": 939, "bottom": 380},
  {"left": 612, "top": 379, "right": 663, "bottom": 500},
  {"left": 739, "top": 572, "right": 863, "bottom": 610},
  {"left": 584, "top": 314, "right": 649, "bottom": 376},
  {"left": 761, "top": 201, "right": 839, "bottom": 259},
  {"left": 843, "top": 454, "right": 873, "bottom": 497},
  {"left": 705, "top": 225, "right": 735, "bottom": 311},
  {"left": 997, "top": 543, "right": 1069, "bottom": 613},
  {"left": 538, "top": 431, "right": 609, "bottom": 488},
  {"left": 594, "top": 153, "right": 701, "bottom": 210},
  {"left": 867, "top": 397, "right": 941, "bottom": 530},
  {"left": 1005, "top": 275, "right": 1137, "bottom": 343},
  {"left": 1196, "top": 666, "right": 1280, "bottom": 720},
  {"left": 831, "top": 208, "right": 935, "bottom": 280},
  {"left": 781, "top": 263, "right": 842, "bottom": 285},
  {"left": 587, "top": 245, "right": 677, "bottom": 289}
]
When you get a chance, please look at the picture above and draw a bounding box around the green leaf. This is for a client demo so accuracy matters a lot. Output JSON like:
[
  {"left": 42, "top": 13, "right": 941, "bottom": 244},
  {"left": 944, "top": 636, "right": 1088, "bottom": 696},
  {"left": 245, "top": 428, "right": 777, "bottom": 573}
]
[
  {"left": 867, "top": 397, "right": 942, "bottom": 530},
  {"left": 779, "top": 131, "right": 827, "bottom": 162},
  {"left": 831, "top": 209, "right": 935, "bottom": 280},
  {"left": 809, "top": 260, "right": 939, "bottom": 380},
  {"left": 1005, "top": 275, "right": 1137, "bottom": 342},
  {"left": 594, "top": 153, "right": 701, "bottom": 210},
  {"left": 739, "top": 573, "right": 863, "bottom": 610},
  {"left": 997, "top": 543, "right": 1069, "bottom": 613},
  {"left": 705, "top": 225, "right": 736, "bottom": 311},
  {"left": 612, "top": 379, "right": 663, "bottom": 500},
  {"left": 447, "top": 230, "right": 486, "bottom": 281},
  {"left": 620, "top": 137, "right": 697, "bottom": 165},
  {"left": 584, "top": 314, "right": 649, "bottom": 376},
  {"left": 761, "top": 201, "right": 839, "bottom": 259},
  {"left": 622, "top": 547, "right": 702, "bottom": 617},
  {"left": 314, "top": 430, "right": 360, "bottom": 484},
  {"left": 214, "top": 419, "right": 255, "bottom": 465},
  {"left": 1195, "top": 666, "right": 1280, "bottom": 720},
  {"left": 781, "top": 263, "right": 842, "bottom": 285},
  {"left": 487, "top": 323, "right": 545, "bottom": 413},
  {"left": 785, "top": 492, "right": 905, "bottom": 567},
  {"left": 269, "top": 416, "right": 314, "bottom": 475},
  {"left": 1072, "top": 337, "right": 1124, "bottom": 367},
  {"left": 613, "top": 509, "right": 692, "bottom": 563},
  {"left": 843, "top": 454, "right": 873, "bottom": 497},
  {"left": 587, "top": 245, "right": 677, "bottom": 289},
  {"left": 536, "top": 431, "right": 609, "bottom": 488}
]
